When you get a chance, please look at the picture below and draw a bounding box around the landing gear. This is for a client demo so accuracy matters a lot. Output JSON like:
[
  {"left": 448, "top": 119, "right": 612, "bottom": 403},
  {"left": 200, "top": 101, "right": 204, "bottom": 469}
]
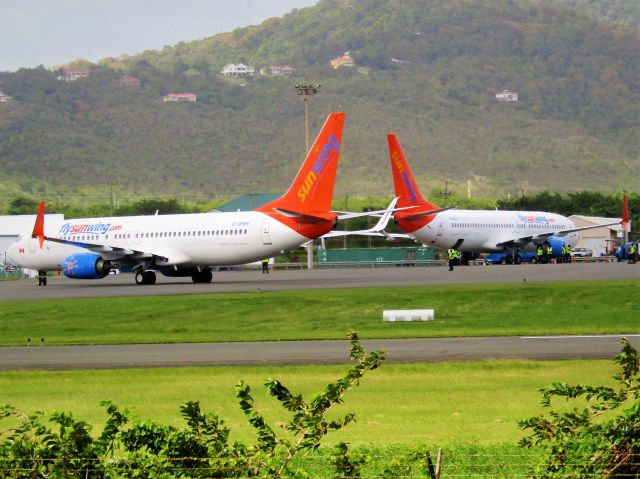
[
  {"left": 135, "top": 270, "right": 156, "bottom": 285},
  {"left": 191, "top": 269, "right": 213, "bottom": 284}
]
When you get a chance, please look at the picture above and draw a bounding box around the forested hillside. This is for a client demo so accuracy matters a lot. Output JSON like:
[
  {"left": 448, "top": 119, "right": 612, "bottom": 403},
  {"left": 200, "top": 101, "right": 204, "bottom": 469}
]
[
  {"left": 1, "top": 0, "right": 638, "bottom": 201},
  {"left": 537, "top": 0, "right": 640, "bottom": 28}
]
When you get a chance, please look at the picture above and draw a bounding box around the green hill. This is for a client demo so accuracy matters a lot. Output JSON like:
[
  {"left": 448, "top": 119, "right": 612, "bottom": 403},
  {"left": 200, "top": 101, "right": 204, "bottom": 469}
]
[
  {"left": 1, "top": 0, "right": 639, "bottom": 201},
  {"left": 536, "top": 0, "right": 640, "bottom": 28}
]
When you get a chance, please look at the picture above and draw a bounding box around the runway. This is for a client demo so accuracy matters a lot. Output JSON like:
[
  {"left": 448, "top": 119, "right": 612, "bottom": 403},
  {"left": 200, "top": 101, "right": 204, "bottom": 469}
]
[
  {"left": 0, "top": 261, "right": 637, "bottom": 301},
  {"left": 1, "top": 335, "right": 639, "bottom": 370},
  {"left": 1, "top": 263, "right": 637, "bottom": 370}
]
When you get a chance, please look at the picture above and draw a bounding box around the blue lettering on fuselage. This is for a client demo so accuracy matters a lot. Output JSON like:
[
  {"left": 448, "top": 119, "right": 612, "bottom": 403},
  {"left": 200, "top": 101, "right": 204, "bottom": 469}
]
[{"left": 59, "top": 222, "right": 112, "bottom": 235}]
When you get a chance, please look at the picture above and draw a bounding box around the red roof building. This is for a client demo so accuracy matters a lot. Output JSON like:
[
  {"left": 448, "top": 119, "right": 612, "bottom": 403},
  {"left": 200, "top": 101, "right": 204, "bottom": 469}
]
[{"left": 119, "top": 75, "right": 141, "bottom": 86}]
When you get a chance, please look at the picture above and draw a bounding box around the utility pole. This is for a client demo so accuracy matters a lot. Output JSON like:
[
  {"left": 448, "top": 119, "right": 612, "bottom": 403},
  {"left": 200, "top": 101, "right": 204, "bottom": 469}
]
[
  {"left": 439, "top": 180, "right": 453, "bottom": 207},
  {"left": 109, "top": 181, "right": 117, "bottom": 217},
  {"left": 294, "top": 84, "right": 321, "bottom": 269}
]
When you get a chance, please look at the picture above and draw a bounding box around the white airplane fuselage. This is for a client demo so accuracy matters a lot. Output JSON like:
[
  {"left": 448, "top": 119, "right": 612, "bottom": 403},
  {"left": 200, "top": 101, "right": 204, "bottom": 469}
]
[
  {"left": 407, "top": 209, "right": 579, "bottom": 252},
  {"left": 6, "top": 211, "right": 307, "bottom": 271}
]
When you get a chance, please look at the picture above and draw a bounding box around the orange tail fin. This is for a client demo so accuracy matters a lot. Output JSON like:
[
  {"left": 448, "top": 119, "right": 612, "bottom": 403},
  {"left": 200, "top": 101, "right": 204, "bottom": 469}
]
[
  {"left": 31, "top": 201, "right": 46, "bottom": 249},
  {"left": 387, "top": 134, "right": 440, "bottom": 213},
  {"left": 258, "top": 112, "right": 344, "bottom": 217}
]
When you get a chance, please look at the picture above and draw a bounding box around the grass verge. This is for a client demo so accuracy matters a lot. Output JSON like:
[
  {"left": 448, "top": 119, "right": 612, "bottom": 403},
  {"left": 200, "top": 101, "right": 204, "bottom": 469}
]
[
  {"left": 0, "top": 279, "right": 638, "bottom": 346},
  {"left": 0, "top": 359, "right": 617, "bottom": 446}
]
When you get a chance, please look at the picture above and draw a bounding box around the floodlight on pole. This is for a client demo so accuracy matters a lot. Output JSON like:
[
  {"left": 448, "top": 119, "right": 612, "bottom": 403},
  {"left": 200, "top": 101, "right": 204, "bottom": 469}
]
[
  {"left": 294, "top": 83, "right": 321, "bottom": 271},
  {"left": 294, "top": 83, "right": 321, "bottom": 154}
]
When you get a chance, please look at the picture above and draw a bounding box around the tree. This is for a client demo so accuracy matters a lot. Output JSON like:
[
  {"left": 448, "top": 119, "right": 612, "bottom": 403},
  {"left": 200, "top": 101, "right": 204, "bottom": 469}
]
[{"left": 519, "top": 338, "right": 640, "bottom": 479}]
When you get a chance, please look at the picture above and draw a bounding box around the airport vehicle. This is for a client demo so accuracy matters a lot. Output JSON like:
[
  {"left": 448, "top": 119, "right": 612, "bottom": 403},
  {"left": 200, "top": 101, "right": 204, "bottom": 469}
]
[
  {"left": 615, "top": 242, "right": 639, "bottom": 262},
  {"left": 386, "top": 134, "right": 626, "bottom": 262},
  {"left": 5, "top": 113, "right": 358, "bottom": 285},
  {"left": 484, "top": 251, "right": 537, "bottom": 265},
  {"left": 571, "top": 247, "right": 593, "bottom": 257}
]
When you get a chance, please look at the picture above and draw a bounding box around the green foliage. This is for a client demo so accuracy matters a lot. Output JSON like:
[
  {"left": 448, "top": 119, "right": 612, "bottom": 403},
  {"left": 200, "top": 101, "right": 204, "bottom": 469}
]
[
  {"left": 519, "top": 338, "right": 640, "bottom": 478},
  {"left": 537, "top": 0, "right": 640, "bottom": 29},
  {"left": 0, "top": 332, "right": 400, "bottom": 478},
  {"left": 1, "top": 0, "right": 640, "bottom": 196}
]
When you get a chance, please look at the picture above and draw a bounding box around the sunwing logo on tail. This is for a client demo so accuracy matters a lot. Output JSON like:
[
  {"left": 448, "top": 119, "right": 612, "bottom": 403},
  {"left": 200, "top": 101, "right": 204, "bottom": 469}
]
[
  {"left": 297, "top": 134, "right": 340, "bottom": 202},
  {"left": 391, "top": 149, "right": 417, "bottom": 202}
]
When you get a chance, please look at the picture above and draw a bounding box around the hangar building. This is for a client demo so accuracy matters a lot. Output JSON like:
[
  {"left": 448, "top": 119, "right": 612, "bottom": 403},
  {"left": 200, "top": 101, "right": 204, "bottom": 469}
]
[{"left": 568, "top": 215, "right": 628, "bottom": 256}]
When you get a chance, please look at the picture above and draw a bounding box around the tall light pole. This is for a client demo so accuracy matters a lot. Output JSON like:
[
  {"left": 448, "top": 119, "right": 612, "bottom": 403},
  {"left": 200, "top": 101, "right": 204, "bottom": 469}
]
[
  {"left": 295, "top": 83, "right": 321, "bottom": 154},
  {"left": 294, "top": 83, "right": 321, "bottom": 269}
]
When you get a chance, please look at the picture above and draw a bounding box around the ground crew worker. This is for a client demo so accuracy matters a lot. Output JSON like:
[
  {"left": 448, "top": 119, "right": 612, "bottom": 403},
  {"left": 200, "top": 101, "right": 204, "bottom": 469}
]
[
  {"left": 536, "top": 245, "right": 544, "bottom": 264},
  {"left": 562, "top": 244, "right": 571, "bottom": 263},
  {"left": 545, "top": 243, "right": 553, "bottom": 263},
  {"left": 37, "top": 270, "right": 47, "bottom": 286},
  {"left": 261, "top": 258, "right": 270, "bottom": 274},
  {"left": 447, "top": 248, "right": 457, "bottom": 271},
  {"left": 628, "top": 242, "right": 637, "bottom": 264}
]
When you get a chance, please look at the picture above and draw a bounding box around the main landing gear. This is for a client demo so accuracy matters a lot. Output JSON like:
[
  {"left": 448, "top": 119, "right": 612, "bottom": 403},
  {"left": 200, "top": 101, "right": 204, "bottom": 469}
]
[
  {"left": 191, "top": 269, "right": 213, "bottom": 284},
  {"left": 135, "top": 270, "right": 156, "bottom": 285}
]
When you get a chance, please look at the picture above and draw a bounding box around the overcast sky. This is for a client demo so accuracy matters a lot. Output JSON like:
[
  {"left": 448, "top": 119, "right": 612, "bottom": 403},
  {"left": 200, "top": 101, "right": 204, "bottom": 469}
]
[{"left": 1, "top": 0, "right": 318, "bottom": 72}]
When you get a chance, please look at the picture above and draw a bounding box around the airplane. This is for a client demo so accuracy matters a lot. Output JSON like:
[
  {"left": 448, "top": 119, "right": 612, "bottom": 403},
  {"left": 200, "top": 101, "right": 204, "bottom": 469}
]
[
  {"left": 386, "top": 133, "right": 627, "bottom": 264},
  {"left": 6, "top": 112, "right": 357, "bottom": 285}
]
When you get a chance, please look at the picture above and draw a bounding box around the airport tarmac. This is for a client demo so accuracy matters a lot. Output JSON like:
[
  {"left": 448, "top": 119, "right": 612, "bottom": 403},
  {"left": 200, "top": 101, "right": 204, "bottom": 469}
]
[
  {"left": 1, "top": 335, "right": 639, "bottom": 371},
  {"left": 0, "top": 261, "right": 637, "bottom": 301}
]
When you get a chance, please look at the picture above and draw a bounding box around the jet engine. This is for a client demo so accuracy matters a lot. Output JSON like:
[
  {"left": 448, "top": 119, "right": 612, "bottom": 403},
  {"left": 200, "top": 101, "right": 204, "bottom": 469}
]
[
  {"left": 545, "top": 236, "right": 568, "bottom": 257},
  {"left": 62, "top": 253, "right": 112, "bottom": 279}
]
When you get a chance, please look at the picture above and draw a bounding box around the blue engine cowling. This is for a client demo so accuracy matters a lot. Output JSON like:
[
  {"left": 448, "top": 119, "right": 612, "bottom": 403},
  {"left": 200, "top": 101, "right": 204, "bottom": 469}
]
[
  {"left": 62, "top": 253, "right": 112, "bottom": 279},
  {"left": 545, "top": 237, "right": 567, "bottom": 257}
]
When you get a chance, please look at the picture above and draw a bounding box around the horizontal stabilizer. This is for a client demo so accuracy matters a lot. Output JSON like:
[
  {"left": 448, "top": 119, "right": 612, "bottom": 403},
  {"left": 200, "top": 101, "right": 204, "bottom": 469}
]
[{"left": 272, "top": 208, "right": 334, "bottom": 224}]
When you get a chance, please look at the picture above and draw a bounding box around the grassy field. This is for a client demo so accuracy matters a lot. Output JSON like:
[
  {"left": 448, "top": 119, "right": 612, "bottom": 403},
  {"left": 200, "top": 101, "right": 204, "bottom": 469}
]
[
  {"left": 0, "top": 279, "right": 638, "bottom": 346},
  {"left": 0, "top": 359, "right": 618, "bottom": 446}
]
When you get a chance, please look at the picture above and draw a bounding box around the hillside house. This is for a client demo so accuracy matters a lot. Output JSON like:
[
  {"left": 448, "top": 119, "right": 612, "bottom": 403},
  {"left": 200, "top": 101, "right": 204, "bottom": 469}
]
[
  {"left": 0, "top": 91, "right": 11, "bottom": 102},
  {"left": 162, "top": 93, "right": 197, "bottom": 103},
  {"left": 57, "top": 67, "right": 91, "bottom": 82},
  {"left": 119, "top": 75, "right": 141, "bottom": 86},
  {"left": 496, "top": 89, "right": 518, "bottom": 102},
  {"left": 261, "top": 65, "right": 297, "bottom": 77},
  {"left": 221, "top": 63, "right": 255, "bottom": 77},
  {"left": 330, "top": 52, "right": 355, "bottom": 69}
]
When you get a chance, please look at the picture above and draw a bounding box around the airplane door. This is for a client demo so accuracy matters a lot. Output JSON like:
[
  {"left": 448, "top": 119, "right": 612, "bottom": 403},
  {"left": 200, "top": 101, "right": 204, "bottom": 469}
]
[
  {"left": 261, "top": 220, "right": 272, "bottom": 245},
  {"left": 436, "top": 221, "right": 445, "bottom": 237},
  {"left": 29, "top": 238, "right": 38, "bottom": 253}
]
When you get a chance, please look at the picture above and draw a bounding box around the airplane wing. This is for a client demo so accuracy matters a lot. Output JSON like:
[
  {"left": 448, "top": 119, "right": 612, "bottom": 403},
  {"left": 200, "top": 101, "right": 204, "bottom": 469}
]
[
  {"left": 41, "top": 235, "right": 191, "bottom": 266},
  {"left": 496, "top": 220, "right": 623, "bottom": 248},
  {"left": 334, "top": 198, "right": 417, "bottom": 220},
  {"left": 324, "top": 197, "right": 406, "bottom": 239}
]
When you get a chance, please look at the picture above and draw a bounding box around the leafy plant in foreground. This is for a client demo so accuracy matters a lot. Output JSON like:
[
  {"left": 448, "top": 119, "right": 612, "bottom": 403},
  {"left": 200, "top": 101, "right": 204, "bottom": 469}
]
[
  {"left": 1, "top": 331, "right": 433, "bottom": 478},
  {"left": 519, "top": 337, "right": 640, "bottom": 478}
]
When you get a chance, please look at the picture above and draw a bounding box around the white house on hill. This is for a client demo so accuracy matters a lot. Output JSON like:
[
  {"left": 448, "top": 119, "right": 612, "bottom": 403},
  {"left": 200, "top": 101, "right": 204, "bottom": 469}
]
[{"left": 221, "top": 63, "right": 255, "bottom": 77}]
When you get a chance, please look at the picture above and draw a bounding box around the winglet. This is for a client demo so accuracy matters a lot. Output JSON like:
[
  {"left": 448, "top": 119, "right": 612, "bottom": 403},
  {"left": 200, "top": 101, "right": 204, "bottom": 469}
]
[
  {"left": 31, "top": 201, "right": 46, "bottom": 249},
  {"left": 622, "top": 193, "right": 629, "bottom": 232}
]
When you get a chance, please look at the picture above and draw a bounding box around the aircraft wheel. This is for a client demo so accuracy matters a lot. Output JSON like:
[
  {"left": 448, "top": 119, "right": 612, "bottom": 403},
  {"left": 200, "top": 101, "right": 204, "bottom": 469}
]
[
  {"left": 192, "top": 269, "right": 213, "bottom": 284},
  {"left": 145, "top": 271, "right": 156, "bottom": 285},
  {"left": 135, "top": 271, "right": 157, "bottom": 285}
]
